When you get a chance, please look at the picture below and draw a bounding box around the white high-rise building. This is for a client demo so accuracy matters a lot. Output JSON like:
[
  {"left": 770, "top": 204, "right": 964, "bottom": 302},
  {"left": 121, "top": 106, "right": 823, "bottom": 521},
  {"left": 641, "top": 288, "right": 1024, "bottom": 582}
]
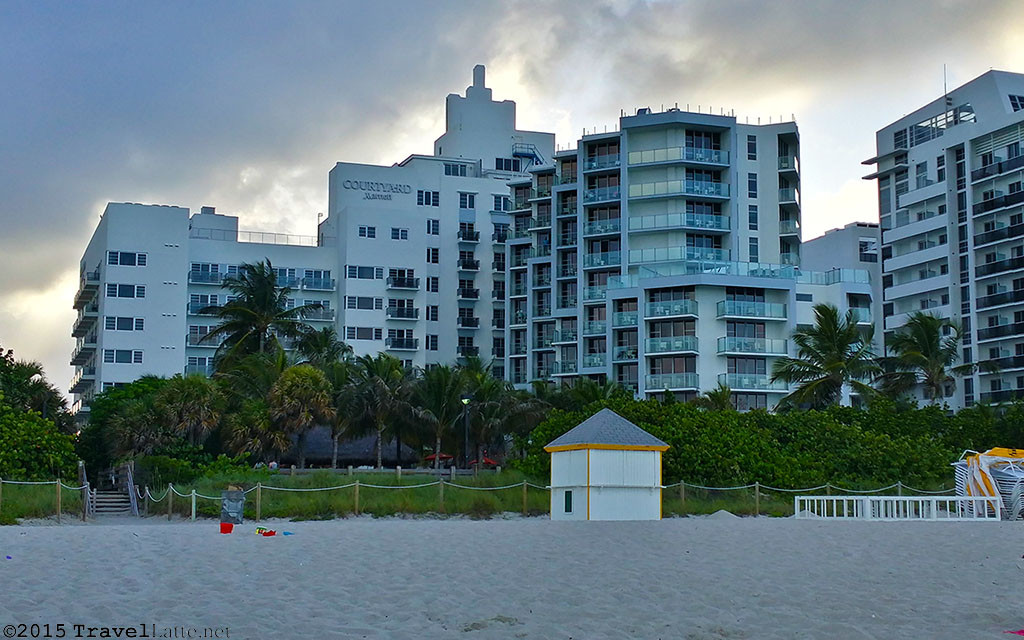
[
  {"left": 863, "top": 70, "right": 1024, "bottom": 408},
  {"left": 70, "top": 66, "right": 554, "bottom": 422},
  {"left": 505, "top": 109, "right": 879, "bottom": 410}
]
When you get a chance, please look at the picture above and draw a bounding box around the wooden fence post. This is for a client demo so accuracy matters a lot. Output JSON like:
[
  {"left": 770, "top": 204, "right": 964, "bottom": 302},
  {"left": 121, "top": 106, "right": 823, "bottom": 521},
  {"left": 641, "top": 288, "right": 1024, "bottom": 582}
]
[
  {"left": 897, "top": 481, "right": 903, "bottom": 497},
  {"left": 438, "top": 478, "right": 445, "bottom": 513},
  {"left": 56, "top": 480, "right": 62, "bottom": 523},
  {"left": 83, "top": 483, "right": 90, "bottom": 521},
  {"left": 255, "top": 482, "right": 262, "bottom": 522},
  {"left": 679, "top": 482, "right": 686, "bottom": 508},
  {"left": 754, "top": 482, "right": 760, "bottom": 517},
  {"left": 521, "top": 481, "right": 528, "bottom": 516},
  {"left": 353, "top": 480, "right": 360, "bottom": 516},
  {"left": 168, "top": 484, "right": 174, "bottom": 520},
  {"left": 826, "top": 484, "right": 832, "bottom": 496},
  {"left": 191, "top": 489, "right": 197, "bottom": 521},
  {"left": 396, "top": 466, "right": 402, "bottom": 479},
  {"left": 347, "top": 465, "right": 353, "bottom": 476}
]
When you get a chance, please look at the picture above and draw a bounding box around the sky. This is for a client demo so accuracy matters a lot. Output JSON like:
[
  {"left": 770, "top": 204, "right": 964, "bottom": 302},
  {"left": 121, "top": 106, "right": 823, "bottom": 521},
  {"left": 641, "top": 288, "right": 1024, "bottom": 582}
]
[{"left": 2, "top": 0, "right": 1024, "bottom": 393}]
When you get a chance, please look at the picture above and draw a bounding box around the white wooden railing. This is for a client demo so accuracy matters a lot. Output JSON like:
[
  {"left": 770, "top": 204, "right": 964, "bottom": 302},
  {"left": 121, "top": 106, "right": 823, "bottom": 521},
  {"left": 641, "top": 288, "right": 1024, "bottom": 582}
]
[{"left": 794, "top": 495, "right": 1001, "bottom": 521}]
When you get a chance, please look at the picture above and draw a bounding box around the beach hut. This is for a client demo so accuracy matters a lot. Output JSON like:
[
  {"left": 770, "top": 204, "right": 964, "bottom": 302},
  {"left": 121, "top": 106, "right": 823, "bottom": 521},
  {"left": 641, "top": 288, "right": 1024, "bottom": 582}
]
[{"left": 544, "top": 408, "right": 669, "bottom": 521}]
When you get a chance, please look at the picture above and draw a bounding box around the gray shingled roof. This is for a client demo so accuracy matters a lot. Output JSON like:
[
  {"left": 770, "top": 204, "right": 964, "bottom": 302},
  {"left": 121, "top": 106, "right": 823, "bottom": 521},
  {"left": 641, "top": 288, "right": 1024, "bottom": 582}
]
[{"left": 544, "top": 408, "right": 668, "bottom": 449}]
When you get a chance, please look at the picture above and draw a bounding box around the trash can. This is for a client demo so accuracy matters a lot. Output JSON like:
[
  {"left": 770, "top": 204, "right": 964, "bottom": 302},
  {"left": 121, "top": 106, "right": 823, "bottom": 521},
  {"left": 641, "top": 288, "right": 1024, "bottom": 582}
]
[{"left": 221, "top": 490, "right": 245, "bottom": 525}]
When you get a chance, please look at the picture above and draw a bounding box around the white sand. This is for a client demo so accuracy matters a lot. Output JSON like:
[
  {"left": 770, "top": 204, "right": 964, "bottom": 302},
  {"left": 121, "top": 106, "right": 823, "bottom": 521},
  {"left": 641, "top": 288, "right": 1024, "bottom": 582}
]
[{"left": 1, "top": 516, "right": 1022, "bottom": 639}]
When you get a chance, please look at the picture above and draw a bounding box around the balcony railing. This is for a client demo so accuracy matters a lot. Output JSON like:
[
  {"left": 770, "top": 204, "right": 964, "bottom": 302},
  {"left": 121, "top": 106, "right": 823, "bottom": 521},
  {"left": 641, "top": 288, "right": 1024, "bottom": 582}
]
[
  {"left": 558, "top": 202, "right": 578, "bottom": 216},
  {"left": 551, "top": 360, "right": 578, "bottom": 375},
  {"left": 510, "top": 343, "right": 527, "bottom": 356},
  {"left": 645, "top": 300, "right": 698, "bottom": 318},
  {"left": 780, "top": 252, "right": 800, "bottom": 266},
  {"left": 492, "top": 288, "right": 506, "bottom": 300},
  {"left": 557, "top": 173, "right": 578, "bottom": 186},
  {"left": 457, "top": 345, "right": 480, "bottom": 357},
  {"left": 527, "top": 245, "right": 552, "bottom": 259},
  {"left": 534, "top": 335, "right": 555, "bottom": 349},
  {"left": 583, "top": 186, "right": 622, "bottom": 203},
  {"left": 612, "top": 311, "right": 638, "bottom": 327},
  {"left": 186, "top": 333, "right": 220, "bottom": 347},
  {"left": 645, "top": 336, "right": 699, "bottom": 354},
  {"left": 386, "top": 276, "right": 420, "bottom": 289},
  {"left": 976, "top": 255, "right": 1024, "bottom": 278},
  {"left": 582, "top": 154, "right": 620, "bottom": 171},
  {"left": 511, "top": 227, "right": 532, "bottom": 240},
  {"left": 629, "top": 246, "right": 730, "bottom": 263},
  {"left": 187, "top": 302, "right": 219, "bottom": 315},
  {"left": 457, "top": 316, "right": 480, "bottom": 328},
  {"left": 582, "top": 251, "right": 621, "bottom": 268},
  {"left": 558, "top": 295, "right": 577, "bottom": 308},
  {"left": 612, "top": 345, "right": 638, "bottom": 361},
  {"left": 978, "top": 322, "right": 1024, "bottom": 341},
  {"left": 582, "top": 353, "right": 606, "bottom": 368},
  {"left": 717, "top": 337, "right": 788, "bottom": 355},
  {"left": 457, "top": 258, "right": 480, "bottom": 271},
  {"left": 778, "top": 156, "right": 799, "bottom": 172},
  {"left": 559, "top": 264, "right": 578, "bottom": 278},
  {"left": 779, "top": 187, "right": 800, "bottom": 204},
  {"left": 558, "top": 234, "right": 578, "bottom": 246},
  {"left": 385, "top": 337, "right": 419, "bottom": 351},
  {"left": 716, "top": 300, "right": 787, "bottom": 319},
  {"left": 510, "top": 283, "right": 527, "bottom": 297},
  {"left": 627, "top": 146, "right": 729, "bottom": 166},
  {"left": 646, "top": 373, "right": 699, "bottom": 390},
  {"left": 385, "top": 307, "right": 419, "bottom": 319},
  {"left": 582, "top": 286, "right": 607, "bottom": 301},
  {"left": 628, "top": 180, "right": 729, "bottom": 199},
  {"left": 582, "top": 320, "right": 607, "bottom": 335},
  {"left": 73, "top": 271, "right": 101, "bottom": 309},
  {"left": 528, "top": 216, "right": 552, "bottom": 230},
  {"left": 978, "top": 288, "right": 1024, "bottom": 309},
  {"left": 457, "top": 287, "right": 480, "bottom": 299},
  {"left": 534, "top": 274, "right": 552, "bottom": 287},
  {"left": 530, "top": 186, "right": 552, "bottom": 200},
  {"left": 583, "top": 219, "right": 621, "bottom": 235},
  {"left": 718, "top": 373, "right": 787, "bottom": 391},
  {"left": 276, "top": 276, "right": 301, "bottom": 288},
  {"left": 849, "top": 308, "right": 872, "bottom": 324},
  {"left": 188, "top": 271, "right": 224, "bottom": 284},
  {"left": 534, "top": 306, "right": 552, "bottom": 317},
  {"left": 492, "top": 259, "right": 506, "bottom": 272},
  {"left": 628, "top": 212, "right": 730, "bottom": 232},
  {"left": 976, "top": 223, "right": 1024, "bottom": 246},
  {"left": 302, "top": 277, "right": 336, "bottom": 291},
  {"left": 779, "top": 219, "right": 800, "bottom": 235},
  {"left": 184, "top": 364, "right": 214, "bottom": 377},
  {"left": 458, "top": 229, "right": 481, "bottom": 242},
  {"left": 510, "top": 311, "right": 528, "bottom": 326},
  {"left": 971, "top": 154, "right": 1024, "bottom": 182}
]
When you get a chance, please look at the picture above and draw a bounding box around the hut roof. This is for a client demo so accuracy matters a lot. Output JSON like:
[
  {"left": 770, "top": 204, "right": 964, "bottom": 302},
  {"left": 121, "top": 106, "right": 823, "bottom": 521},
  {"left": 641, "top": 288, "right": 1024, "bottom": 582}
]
[{"left": 543, "top": 408, "right": 669, "bottom": 452}]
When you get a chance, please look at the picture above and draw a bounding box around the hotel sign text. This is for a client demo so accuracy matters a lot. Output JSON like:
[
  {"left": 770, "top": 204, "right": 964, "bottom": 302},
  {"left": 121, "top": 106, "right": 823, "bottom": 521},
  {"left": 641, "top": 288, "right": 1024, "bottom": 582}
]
[{"left": 342, "top": 180, "right": 412, "bottom": 201}]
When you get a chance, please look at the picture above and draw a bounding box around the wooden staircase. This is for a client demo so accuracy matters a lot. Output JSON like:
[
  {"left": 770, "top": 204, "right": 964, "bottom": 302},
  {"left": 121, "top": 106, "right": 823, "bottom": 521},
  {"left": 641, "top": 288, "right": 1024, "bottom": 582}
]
[{"left": 92, "top": 490, "right": 133, "bottom": 515}]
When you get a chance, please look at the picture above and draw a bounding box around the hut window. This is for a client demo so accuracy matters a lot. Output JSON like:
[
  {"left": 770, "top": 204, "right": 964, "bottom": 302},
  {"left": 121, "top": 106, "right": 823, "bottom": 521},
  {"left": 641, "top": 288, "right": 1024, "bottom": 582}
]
[{"left": 564, "top": 490, "right": 573, "bottom": 513}]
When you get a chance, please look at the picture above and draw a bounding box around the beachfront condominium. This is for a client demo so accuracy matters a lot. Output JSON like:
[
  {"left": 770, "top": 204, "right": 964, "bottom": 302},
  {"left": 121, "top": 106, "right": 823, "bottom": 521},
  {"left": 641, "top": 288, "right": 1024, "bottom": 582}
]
[
  {"left": 69, "top": 66, "right": 554, "bottom": 422},
  {"left": 505, "top": 110, "right": 881, "bottom": 410},
  {"left": 863, "top": 70, "right": 1024, "bottom": 408}
]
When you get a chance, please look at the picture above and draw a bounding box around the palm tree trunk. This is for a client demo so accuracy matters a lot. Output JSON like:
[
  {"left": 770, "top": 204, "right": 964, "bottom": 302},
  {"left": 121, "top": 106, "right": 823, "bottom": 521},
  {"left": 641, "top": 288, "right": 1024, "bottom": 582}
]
[
  {"left": 434, "top": 434, "right": 442, "bottom": 470},
  {"left": 375, "top": 424, "right": 383, "bottom": 469},
  {"left": 396, "top": 431, "right": 402, "bottom": 468},
  {"left": 297, "top": 431, "right": 307, "bottom": 469},
  {"left": 331, "top": 432, "right": 339, "bottom": 470}
]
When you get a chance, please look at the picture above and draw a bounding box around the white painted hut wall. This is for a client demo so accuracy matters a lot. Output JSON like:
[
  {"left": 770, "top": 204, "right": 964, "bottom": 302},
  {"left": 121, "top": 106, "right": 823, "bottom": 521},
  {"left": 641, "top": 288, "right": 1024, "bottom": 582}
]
[
  {"left": 550, "top": 449, "right": 589, "bottom": 521},
  {"left": 588, "top": 487, "right": 661, "bottom": 521},
  {"left": 588, "top": 450, "right": 660, "bottom": 487}
]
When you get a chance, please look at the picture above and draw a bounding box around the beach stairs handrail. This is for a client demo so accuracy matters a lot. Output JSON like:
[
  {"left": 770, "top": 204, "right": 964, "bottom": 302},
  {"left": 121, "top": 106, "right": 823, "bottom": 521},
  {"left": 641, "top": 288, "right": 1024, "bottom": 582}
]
[
  {"left": 794, "top": 495, "right": 1001, "bottom": 521},
  {"left": 124, "top": 463, "right": 139, "bottom": 517}
]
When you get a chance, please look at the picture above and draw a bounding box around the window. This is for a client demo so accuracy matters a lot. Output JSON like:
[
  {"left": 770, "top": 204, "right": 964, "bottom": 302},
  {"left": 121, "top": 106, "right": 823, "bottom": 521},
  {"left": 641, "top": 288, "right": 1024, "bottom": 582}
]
[
  {"left": 391, "top": 227, "right": 409, "bottom": 240},
  {"left": 748, "top": 205, "right": 758, "bottom": 231},
  {"left": 796, "top": 293, "right": 813, "bottom": 302},
  {"left": 104, "top": 316, "right": 144, "bottom": 331},
  {"left": 747, "top": 173, "right": 757, "bottom": 198},
  {"left": 859, "top": 239, "right": 879, "bottom": 263},
  {"left": 103, "top": 349, "right": 143, "bottom": 364},
  {"left": 417, "top": 190, "right": 440, "bottom": 206},
  {"left": 426, "top": 335, "right": 438, "bottom": 351},
  {"left": 444, "top": 163, "right": 467, "bottom": 177},
  {"left": 107, "top": 251, "right": 147, "bottom": 266},
  {"left": 345, "top": 327, "right": 383, "bottom": 341},
  {"left": 893, "top": 129, "right": 908, "bottom": 149},
  {"left": 346, "top": 296, "right": 383, "bottom": 310},
  {"left": 346, "top": 266, "right": 383, "bottom": 279},
  {"left": 495, "top": 158, "right": 521, "bottom": 172},
  {"left": 748, "top": 238, "right": 759, "bottom": 262},
  {"left": 427, "top": 305, "right": 439, "bottom": 321},
  {"left": 358, "top": 225, "right": 376, "bottom": 238},
  {"left": 937, "top": 155, "right": 946, "bottom": 182},
  {"left": 459, "top": 193, "right": 476, "bottom": 209},
  {"left": 106, "top": 284, "right": 146, "bottom": 298},
  {"left": 1010, "top": 95, "right": 1024, "bottom": 112},
  {"left": 493, "top": 195, "right": 511, "bottom": 212},
  {"left": 563, "top": 490, "right": 573, "bottom": 513},
  {"left": 426, "top": 219, "right": 440, "bottom": 235},
  {"left": 426, "top": 248, "right": 439, "bottom": 264},
  {"left": 746, "top": 135, "right": 756, "bottom": 160},
  {"left": 427, "top": 277, "right": 439, "bottom": 293}
]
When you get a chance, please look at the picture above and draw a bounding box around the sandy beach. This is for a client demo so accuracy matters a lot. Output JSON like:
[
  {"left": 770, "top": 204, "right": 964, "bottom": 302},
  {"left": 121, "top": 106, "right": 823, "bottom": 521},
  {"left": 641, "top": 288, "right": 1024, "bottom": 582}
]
[{"left": 0, "top": 516, "right": 1021, "bottom": 639}]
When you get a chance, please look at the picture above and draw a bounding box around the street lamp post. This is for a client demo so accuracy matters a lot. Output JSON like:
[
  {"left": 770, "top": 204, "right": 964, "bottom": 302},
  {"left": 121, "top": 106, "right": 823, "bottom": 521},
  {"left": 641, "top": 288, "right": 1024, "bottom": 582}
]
[{"left": 460, "top": 395, "right": 471, "bottom": 470}]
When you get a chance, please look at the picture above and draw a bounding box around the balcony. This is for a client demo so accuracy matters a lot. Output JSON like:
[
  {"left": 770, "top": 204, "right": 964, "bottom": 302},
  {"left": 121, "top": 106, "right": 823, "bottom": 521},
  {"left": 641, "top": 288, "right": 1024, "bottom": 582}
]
[
  {"left": 780, "top": 252, "right": 800, "bottom": 266},
  {"left": 526, "top": 245, "right": 552, "bottom": 260},
  {"left": 558, "top": 295, "right": 578, "bottom": 308},
  {"left": 779, "top": 219, "right": 800, "bottom": 235},
  {"left": 458, "top": 229, "right": 481, "bottom": 243},
  {"left": 386, "top": 276, "right": 420, "bottom": 290},
  {"left": 645, "top": 299, "right": 698, "bottom": 318},
  {"left": 976, "top": 222, "right": 1024, "bottom": 247},
  {"left": 510, "top": 311, "right": 528, "bottom": 326},
  {"left": 188, "top": 271, "right": 224, "bottom": 285},
  {"left": 612, "top": 345, "right": 638, "bottom": 361},
  {"left": 188, "top": 301, "right": 219, "bottom": 315},
  {"left": 457, "top": 345, "right": 480, "bottom": 357},
  {"left": 646, "top": 336, "right": 699, "bottom": 354},
  {"left": 557, "top": 173, "right": 578, "bottom": 186},
  {"left": 276, "top": 276, "right": 301, "bottom": 288},
  {"left": 491, "top": 231, "right": 508, "bottom": 244},
  {"left": 386, "top": 307, "right": 419, "bottom": 320},
  {"left": 627, "top": 146, "right": 729, "bottom": 167},
  {"left": 553, "top": 329, "right": 578, "bottom": 343},
  {"left": 528, "top": 216, "right": 552, "bottom": 230},
  {"left": 492, "top": 259, "right": 506, "bottom": 272},
  {"left": 511, "top": 228, "right": 532, "bottom": 240},
  {"left": 582, "top": 320, "right": 607, "bottom": 335},
  {"left": 73, "top": 271, "right": 101, "bottom": 309},
  {"left": 974, "top": 190, "right": 1024, "bottom": 215},
  {"left": 69, "top": 366, "right": 97, "bottom": 394},
  {"left": 582, "top": 251, "right": 621, "bottom": 268},
  {"left": 848, "top": 308, "right": 873, "bottom": 324},
  {"left": 302, "top": 277, "right": 336, "bottom": 291},
  {"left": 534, "top": 273, "right": 552, "bottom": 287},
  {"left": 583, "top": 186, "right": 622, "bottom": 204},
  {"left": 778, "top": 156, "right": 799, "bottom": 173},
  {"left": 990, "top": 355, "right": 1024, "bottom": 371},
  {"left": 559, "top": 264, "right": 578, "bottom": 278},
  {"left": 530, "top": 186, "right": 552, "bottom": 200},
  {"left": 72, "top": 305, "right": 99, "bottom": 338},
  {"left": 492, "top": 288, "right": 506, "bottom": 300},
  {"left": 582, "top": 286, "right": 607, "bottom": 302},
  {"left": 583, "top": 219, "right": 621, "bottom": 236},
  {"left": 617, "top": 379, "right": 639, "bottom": 394},
  {"left": 558, "top": 233, "right": 578, "bottom": 247},
  {"left": 551, "top": 360, "right": 578, "bottom": 375},
  {"left": 558, "top": 202, "right": 578, "bottom": 216},
  {"left": 971, "top": 154, "right": 1024, "bottom": 182},
  {"left": 717, "top": 337, "right": 788, "bottom": 355},
  {"left": 646, "top": 373, "right": 699, "bottom": 391},
  {"left": 980, "top": 388, "right": 1024, "bottom": 403},
  {"left": 457, "top": 258, "right": 480, "bottom": 271},
  {"left": 976, "top": 255, "right": 1024, "bottom": 278},
  {"left": 534, "top": 335, "right": 555, "bottom": 350},
  {"left": 612, "top": 311, "right": 638, "bottom": 327},
  {"left": 184, "top": 364, "right": 214, "bottom": 377},
  {"left": 491, "top": 317, "right": 506, "bottom": 330},
  {"left": 582, "top": 155, "right": 621, "bottom": 171},
  {"left": 457, "top": 316, "right": 480, "bottom": 328},
  {"left": 630, "top": 246, "right": 730, "bottom": 264},
  {"left": 512, "top": 195, "right": 530, "bottom": 211},
  {"left": 534, "top": 306, "right": 552, "bottom": 317},
  {"left": 70, "top": 337, "right": 97, "bottom": 366},
  {"left": 510, "top": 282, "right": 527, "bottom": 297},
  {"left": 186, "top": 333, "right": 220, "bottom": 347},
  {"left": 978, "top": 322, "right": 1024, "bottom": 341},
  {"left": 582, "top": 353, "right": 606, "bottom": 368},
  {"left": 510, "top": 342, "right": 527, "bottom": 356},
  {"left": 628, "top": 212, "right": 730, "bottom": 233},
  {"left": 716, "top": 300, "right": 787, "bottom": 320},
  {"left": 779, "top": 188, "right": 800, "bottom": 204},
  {"left": 385, "top": 337, "right": 419, "bottom": 351},
  {"left": 628, "top": 180, "right": 729, "bottom": 200},
  {"left": 457, "top": 287, "right": 480, "bottom": 300},
  {"left": 979, "top": 288, "right": 1024, "bottom": 309},
  {"left": 718, "top": 373, "right": 788, "bottom": 392}
]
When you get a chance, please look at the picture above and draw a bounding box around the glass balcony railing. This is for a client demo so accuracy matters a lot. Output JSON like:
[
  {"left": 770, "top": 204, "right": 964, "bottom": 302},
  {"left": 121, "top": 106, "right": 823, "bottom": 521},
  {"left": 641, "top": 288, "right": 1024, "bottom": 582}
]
[
  {"left": 583, "top": 186, "right": 621, "bottom": 203},
  {"left": 718, "top": 373, "right": 787, "bottom": 391},
  {"left": 644, "top": 300, "right": 698, "bottom": 318},
  {"left": 457, "top": 258, "right": 480, "bottom": 270},
  {"left": 184, "top": 364, "right": 214, "bottom": 377},
  {"left": 612, "top": 311, "right": 638, "bottom": 327},
  {"left": 778, "top": 156, "right": 799, "bottom": 172},
  {"left": 529, "top": 216, "right": 552, "bottom": 230},
  {"left": 188, "top": 271, "right": 224, "bottom": 284},
  {"left": 629, "top": 246, "right": 730, "bottom": 263},
  {"left": 779, "top": 187, "right": 799, "bottom": 203},
  {"left": 582, "top": 353, "right": 607, "bottom": 368},
  {"left": 582, "top": 155, "right": 620, "bottom": 171},
  {"left": 510, "top": 343, "right": 527, "bottom": 356},
  {"left": 458, "top": 229, "right": 481, "bottom": 242},
  {"left": 276, "top": 276, "right": 301, "bottom": 288},
  {"left": 582, "top": 251, "right": 621, "bottom": 268},
  {"left": 457, "top": 287, "right": 480, "bottom": 299},
  {"left": 629, "top": 180, "right": 729, "bottom": 199},
  {"left": 582, "top": 320, "right": 607, "bottom": 335},
  {"left": 559, "top": 264, "right": 578, "bottom": 278},
  {"left": 385, "top": 337, "right": 419, "bottom": 351},
  {"left": 628, "top": 212, "right": 730, "bottom": 232},
  {"left": 780, "top": 252, "right": 800, "bottom": 266},
  {"left": 457, "top": 345, "right": 480, "bottom": 357},
  {"left": 645, "top": 336, "right": 698, "bottom": 354},
  {"left": 511, "top": 227, "right": 532, "bottom": 240},
  {"left": 553, "top": 329, "right": 578, "bottom": 343},
  {"left": 557, "top": 173, "right": 578, "bottom": 186},
  {"left": 849, "top": 308, "right": 872, "bottom": 324},
  {"left": 612, "top": 345, "right": 638, "bottom": 361},
  {"left": 304, "top": 308, "right": 336, "bottom": 321},
  {"left": 534, "top": 306, "right": 552, "bottom": 317},
  {"left": 582, "top": 218, "right": 621, "bottom": 235},
  {"left": 510, "top": 311, "right": 528, "bottom": 326},
  {"left": 456, "top": 316, "right": 480, "bottom": 328},
  {"left": 386, "top": 307, "right": 418, "bottom": 319},
  {"left": 558, "top": 295, "right": 577, "bottom": 308},
  {"left": 491, "top": 231, "right": 508, "bottom": 244},
  {"left": 628, "top": 146, "right": 729, "bottom": 166},
  {"left": 558, "top": 234, "right": 578, "bottom": 246},
  {"left": 510, "top": 283, "right": 527, "bottom": 297},
  {"left": 552, "top": 360, "right": 578, "bottom": 375},
  {"left": 386, "top": 276, "right": 420, "bottom": 289},
  {"left": 779, "top": 219, "right": 800, "bottom": 235},
  {"left": 527, "top": 245, "right": 552, "bottom": 259},
  {"left": 582, "top": 286, "right": 607, "bottom": 301},
  {"left": 187, "top": 301, "right": 219, "bottom": 315},
  {"left": 530, "top": 186, "right": 552, "bottom": 199},
  {"left": 646, "top": 373, "right": 699, "bottom": 390},
  {"left": 716, "top": 300, "right": 788, "bottom": 319},
  {"left": 302, "top": 277, "right": 336, "bottom": 291},
  {"left": 716, "top": 337, "right": 788, "bottom": 354},
  {"left": 558, "top": 202, "right": 578, "bottom": 216}
]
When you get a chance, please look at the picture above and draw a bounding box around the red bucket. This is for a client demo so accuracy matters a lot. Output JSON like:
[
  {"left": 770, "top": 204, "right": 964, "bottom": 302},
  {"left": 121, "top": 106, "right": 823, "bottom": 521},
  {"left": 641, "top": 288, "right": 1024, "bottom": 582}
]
[{"left": 220, "top": 522, "right": 234, "bottom": 534}]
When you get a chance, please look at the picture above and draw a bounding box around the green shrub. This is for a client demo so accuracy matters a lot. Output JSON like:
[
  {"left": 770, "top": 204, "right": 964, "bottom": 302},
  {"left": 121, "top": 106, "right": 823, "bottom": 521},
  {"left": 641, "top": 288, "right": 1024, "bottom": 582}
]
[{"left": 0, "top": 401, "right": 77, "bottom": 480}]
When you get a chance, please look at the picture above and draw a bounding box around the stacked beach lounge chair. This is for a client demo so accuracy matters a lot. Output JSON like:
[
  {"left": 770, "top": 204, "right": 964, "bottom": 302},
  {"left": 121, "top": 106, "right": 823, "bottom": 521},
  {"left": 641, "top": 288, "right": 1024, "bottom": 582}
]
[{"left": 953, "top": 448, "right": 1024, "bottom": 520}]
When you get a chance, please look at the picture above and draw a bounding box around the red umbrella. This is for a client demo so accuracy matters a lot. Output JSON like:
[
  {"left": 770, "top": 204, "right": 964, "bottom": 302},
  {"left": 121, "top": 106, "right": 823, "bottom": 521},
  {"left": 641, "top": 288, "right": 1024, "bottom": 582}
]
[
  {"left": 424, "top": 453, "right": 454, "bottom": 461},
  {"left": 468, "top": 457, "right": 499, "bottom": 466}
]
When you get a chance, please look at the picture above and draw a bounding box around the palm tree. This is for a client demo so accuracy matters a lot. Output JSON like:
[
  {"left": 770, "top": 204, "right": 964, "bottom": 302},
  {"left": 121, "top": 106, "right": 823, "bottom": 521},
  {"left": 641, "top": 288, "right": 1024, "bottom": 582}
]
[
  {"left": 352, "top": 353, "right": 414, "bottom": 468},
  {"left": 877, "top": 312, "right": 998, "bottom": 403},
  {"left": 214, "top": 348, "right": 291, "bottom": 404},
  {"left": 200, "top": 260, "right": 322, "bottom": 369},
  {"left": 322, "top": 359, "right": 357, "bottom": 469},
  {"left": 296, "top": 326, "right": 352, "bottom": 369},
  {"left": 268, "top": 365, "right": 335, "bottom": 469},
  {"left": 227, "top": 399, "right": 289, "bottom": 463},
  {"left": 530, "top": 376, "right": 628, "bottom": 411},
  {"left": 107, "top": 398, "right": 173, "bottom": 459},
  {"left": 156, "top": 374, "right": 224, "bottom": 446},
  {"left": 693, "top": 382, "right": 734, "bottom": 411},
  {"left": 411, "top": 364, "right": 466, "bottom": 469},
  {"left": 466, "top": 372, "right": 546, "bottom": 467},
  {"left": 771, "top": 303, "right": 880, "bottom": 409},
  {"left": 0, "top": 348, "right": 72, "bottom": 432}
]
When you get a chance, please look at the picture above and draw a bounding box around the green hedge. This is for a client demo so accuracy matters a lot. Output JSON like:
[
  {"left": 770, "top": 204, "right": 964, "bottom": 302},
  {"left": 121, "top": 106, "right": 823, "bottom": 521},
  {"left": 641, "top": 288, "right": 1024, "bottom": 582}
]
[{"left": 0, "top": 400, "right": 77, "bottom": 481}]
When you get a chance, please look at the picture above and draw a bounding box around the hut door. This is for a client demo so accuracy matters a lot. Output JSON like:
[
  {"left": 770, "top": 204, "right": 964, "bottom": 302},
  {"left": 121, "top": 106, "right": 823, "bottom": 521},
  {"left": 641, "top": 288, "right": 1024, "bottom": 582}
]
[{"left": 564, "top": 490, "right": 573, "bottom": 513}]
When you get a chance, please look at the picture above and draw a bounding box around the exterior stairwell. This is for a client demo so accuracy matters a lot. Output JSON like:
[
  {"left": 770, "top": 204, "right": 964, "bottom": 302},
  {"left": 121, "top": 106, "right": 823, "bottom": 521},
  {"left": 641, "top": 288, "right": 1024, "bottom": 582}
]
[{"left": 92, "top": 490, "right": 133, "bottom": 515}]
